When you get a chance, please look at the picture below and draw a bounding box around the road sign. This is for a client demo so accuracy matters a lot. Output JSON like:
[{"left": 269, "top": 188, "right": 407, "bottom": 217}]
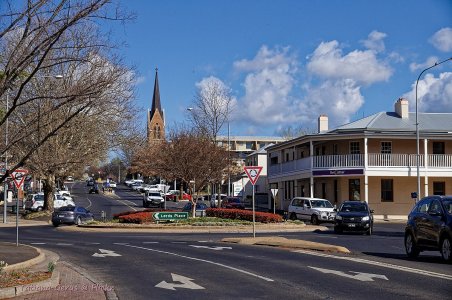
[
  {"left": 11, "top": 169, "right": 28, "bottom": 189},
  {"left": 153, "top": 212, "right": 188, "bottom": 221},
  {"left": 244, "top": 166, "right": 263, "bottom": 185}
]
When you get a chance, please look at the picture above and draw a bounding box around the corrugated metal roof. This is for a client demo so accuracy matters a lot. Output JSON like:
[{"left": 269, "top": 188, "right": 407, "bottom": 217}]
[{"left": 332, "top": 112, "right": 452, "bottom": 132}]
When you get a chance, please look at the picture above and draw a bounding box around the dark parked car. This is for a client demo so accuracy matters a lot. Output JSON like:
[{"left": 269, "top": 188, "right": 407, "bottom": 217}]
[
  {"left": 182, "top": 202, "right": 208, "bottom": 217},
  {"left": 334, "top": 201, "right": 374, "bottom": 235},
  {"left": 52, "top": 206, "right": 93, "bottom": 227},
  {"left": 221, "top": 197, "right": 245, "bottom": 209},
  {"left": 405, "top": 195, "right": 452, "bottom": 263},
  {"left": 88, "top": 184, "right": 99, "bottom": 194}
]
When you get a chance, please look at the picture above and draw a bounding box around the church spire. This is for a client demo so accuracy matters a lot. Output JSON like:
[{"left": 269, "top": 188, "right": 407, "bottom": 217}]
[{"left": 151, "top": 68, "right": 163, "bottom": 121}]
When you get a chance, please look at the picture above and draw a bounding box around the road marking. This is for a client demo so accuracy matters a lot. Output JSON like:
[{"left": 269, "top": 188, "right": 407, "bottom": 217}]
[
  {"left": 189, "top": 245, "right": 232, "bottom": 251},
  {"left": 143, "top": 242, "right": 159, "bottom": 244},
  {"left": 85, "top": 197, "right": 93, "bottom": 209},
  {"left": 293, "top": 249, "right": 452, "bottom": 281},
  {"left": 92, "top": 249, "right": 122, "bottom": 257},
  {"left": 155, "top": 273, "right": 205, "bottom": 290},
  {"left": 114, "top": 198, "right": 138, "bottom": 211},
  {"left": 309, "top": 266, "right": 388, "bottom": 282},
  {"left": 56, "top": 243, "right": 73, "bottom": 246},
  {"left": 85, "top": 242, "right": 101, "bottom": 245},
  {"left": 119, "top": 244, "right": 274, "bottom": 282},
  {"left": 30, "top": 242, "right": 46, "bottom": 245}
]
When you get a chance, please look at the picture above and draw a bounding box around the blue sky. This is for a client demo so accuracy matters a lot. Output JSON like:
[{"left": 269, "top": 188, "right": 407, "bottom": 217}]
[{"left": 111, "top": 0, "right": 452, "bottom": 137}]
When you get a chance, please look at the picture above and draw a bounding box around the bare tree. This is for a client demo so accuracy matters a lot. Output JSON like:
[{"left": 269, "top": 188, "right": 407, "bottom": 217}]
[
  {"left": 276, "top": 125, "right": 315, "bottom": 139},
  {"left": 0, "top": 0, "right": 133, "bottom": 184},
  {"left": 0, "top": 0, "right": 135, "bottom": 210},
  {"left": 188, "top": 77, "right": 234, "bottom": 142}
]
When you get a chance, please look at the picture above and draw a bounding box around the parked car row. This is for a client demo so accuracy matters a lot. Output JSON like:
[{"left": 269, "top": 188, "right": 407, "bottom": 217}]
[{"left": 25, "top": 193, "right": 75, "bottom": 212}]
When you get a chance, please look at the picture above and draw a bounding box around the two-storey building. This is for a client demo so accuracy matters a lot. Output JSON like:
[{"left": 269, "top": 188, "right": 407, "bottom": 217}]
[{"left": 267, "top": 99, "right": 452, "bottom": 219}]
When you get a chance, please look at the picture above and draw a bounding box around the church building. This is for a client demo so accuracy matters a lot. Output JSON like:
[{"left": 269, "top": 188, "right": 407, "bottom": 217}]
[{"left": 147, "top": 68, "right": 165, "bottom": 143}]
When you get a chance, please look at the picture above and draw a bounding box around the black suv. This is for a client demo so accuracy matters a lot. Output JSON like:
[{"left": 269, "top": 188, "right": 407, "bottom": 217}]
[
  {"left": 334, "top": 201, "right": 374, "bottom": 235},
  {"left": 405, "top": 195, "right": 452, "bottom": 263}
]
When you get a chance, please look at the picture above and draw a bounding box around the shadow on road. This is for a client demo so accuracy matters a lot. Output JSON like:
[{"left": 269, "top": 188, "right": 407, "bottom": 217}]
[{"left": 362, "top": 251, "right": 446, "bottom": 265}]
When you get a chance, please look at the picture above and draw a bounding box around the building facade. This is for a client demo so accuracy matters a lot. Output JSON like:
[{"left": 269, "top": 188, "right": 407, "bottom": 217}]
[{"left": 267, "top": 99, "right": 452, "bottom": 219}]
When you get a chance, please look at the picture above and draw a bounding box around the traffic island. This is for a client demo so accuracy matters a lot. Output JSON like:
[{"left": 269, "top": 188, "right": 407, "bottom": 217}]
[{"left": 222, "top": 236, "right": 350, "bottom": 254}]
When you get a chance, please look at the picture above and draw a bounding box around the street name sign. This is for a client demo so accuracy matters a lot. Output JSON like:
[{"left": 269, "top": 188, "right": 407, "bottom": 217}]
[
  {"left": 153, "top": 212, "right": 188, "bottom": 220},
  {"left": 244, "top": 166, "right": 263, "bottom": 185}
]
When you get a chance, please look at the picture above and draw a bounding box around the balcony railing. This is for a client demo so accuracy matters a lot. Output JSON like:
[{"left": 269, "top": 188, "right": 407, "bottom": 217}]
[
  {"left": 268, "top": 153, "right": 452, "bottom": 177},
  {"left": 313, "top": 154, "right": 363, "bottom": 168},
  {"left": 368, "top": 153, "right": 421, "bottom": 167}
]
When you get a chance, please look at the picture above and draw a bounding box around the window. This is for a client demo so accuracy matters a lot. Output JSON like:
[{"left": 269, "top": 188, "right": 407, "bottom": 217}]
[
  {"left": 417, "top": 199, "right": 430, "bottom": 213},
  {"left": 349, "top": 179, "right": 360, "bottom": 200},
  {"left": 350, "top": 142, "right": 360, "bottom": 154},
  {"left": 381, "top": 142, "right": 392, "bottom": 154},
  {"left": 428, "top": 200, "right": 442, "bottom": 215},
  {"left": 246, "top": 142, "right": 253, "bottom": 150},
  {"left": 333, "top": 144, "right": 338, "bottom": 155},
  {"left": 433, "top": 182, "right": 445, "bottom": 195},
  {"left": 270, "top": 157, "right": 278, "bottom": 165},
  {"left": 381, "top": 179, "right": 393, "bottom": 202},
  {"left": 433, "top": 142, "right": 445, "bottom": 154}
]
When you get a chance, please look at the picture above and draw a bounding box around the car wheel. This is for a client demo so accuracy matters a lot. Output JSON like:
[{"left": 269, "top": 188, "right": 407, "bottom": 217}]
[
  {"left": 76, "top": 217, "right": 82, "bottom": 226},
  {"left": 37, "top": 206, "right": 43, "bottom": 212},
  {"left": 311, "top": 215, "right": 319, "bottom": 225},
  {"left": 405, "top": 231, "right": 420, "bottom": 259},
  {"left": 289, "top": 212, "right": 297, "bottom": 221},
  {"left": 440, "top": 236, "right": 452, "bottom": 263},
  {"left": 366, "top": 226, "right": 372, "bottom": 236},
  {"left": 143, "top": 201, "right": 147, "bottom": 208},
  {"left": 52, "top": 222, "right": 59, "bottom": 227}
]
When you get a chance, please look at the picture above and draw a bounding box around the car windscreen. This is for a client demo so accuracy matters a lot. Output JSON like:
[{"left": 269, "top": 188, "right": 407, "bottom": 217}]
[
  {"left": 58, "top": 206, "right": 76, "bottom": 211},
  {"left": 340, "top": 203, "right": 367, "bottom": 212},
  {"left": 311, "top": 200, "right": 333, "bottom": 208},
  {"left": 149, "top": 193, "right": 161, "bottom": 197},
  {"left": 35, "top": 194, "right": 44, "bottom": 201}
]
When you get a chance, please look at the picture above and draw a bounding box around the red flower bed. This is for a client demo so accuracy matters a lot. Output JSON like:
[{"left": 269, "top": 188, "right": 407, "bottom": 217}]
[
  {"left": 118, "top": 211, "right": 153, "bottom": 224},
  {"left": 206, "top": 208, "right": 283, "bottom": 223}
]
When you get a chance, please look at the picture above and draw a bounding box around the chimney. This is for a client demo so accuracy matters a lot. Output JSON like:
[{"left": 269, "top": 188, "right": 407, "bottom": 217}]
[
  {"left": 318, "top": 115, "right": 328, "bottom": 133},
  {"left": 395, "top": 98, "right": 409, "bottom": 119}
]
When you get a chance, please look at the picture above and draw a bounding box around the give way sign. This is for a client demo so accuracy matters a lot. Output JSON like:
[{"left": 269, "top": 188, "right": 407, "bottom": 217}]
[
  {"left": 244, "top": 166, "right": 263, "bottom": 185},
  {"left": 11, "top": 169, "right": 28, "bottom": 189}
]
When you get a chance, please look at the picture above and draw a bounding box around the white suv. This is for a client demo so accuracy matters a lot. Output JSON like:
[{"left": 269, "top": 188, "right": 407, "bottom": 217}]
[{"left": 288, "top": 197, "right": 336, "bottom": 225}]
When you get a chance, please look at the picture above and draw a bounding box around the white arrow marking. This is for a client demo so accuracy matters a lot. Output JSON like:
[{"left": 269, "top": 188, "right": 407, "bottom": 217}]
[
  {"left": 155, "top": 273, "right": 205, "bottom": 290},
  {"left": 92, "top": 249, "right": 122, "bottom": 258},
  {"left": 189, "top": 245, "right": 232, "bottom": 251},
  {"left": 308, "top": 266, "right": 388, "bottom": 282}
]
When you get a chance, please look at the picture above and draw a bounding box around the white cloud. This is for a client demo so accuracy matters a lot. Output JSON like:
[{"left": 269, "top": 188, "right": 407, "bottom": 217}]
[
  {"left": 195, "top": 76, "right": 238, "bottom": 109},
  {"left": 233, "top": 46, "right": 298, "bottom": 124},
  {"left": 361, "top": 30, "right": 387, "bottom": 52},
  {"left": 429, "top": 27, "right": 452, "bottom": 52},
  {"left": 403, "top": 72, "right": 452, "bottom": 112},
  {"left": 307, "top": 40, "right": 393, "bottom": 85},
  {"left": 409, "top": 56, "right": 439, "bottom": 72},
  {"left": 301, "top": 79, "right": 364, "bottom": 127}
]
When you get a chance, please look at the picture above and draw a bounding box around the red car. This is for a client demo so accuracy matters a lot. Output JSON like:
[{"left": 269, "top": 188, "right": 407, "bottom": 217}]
[{"left": 221, "top": 197, "right": 245, "bottom": 209}]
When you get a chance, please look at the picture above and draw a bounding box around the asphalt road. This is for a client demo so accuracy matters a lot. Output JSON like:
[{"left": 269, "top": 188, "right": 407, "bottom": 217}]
[{"left": 1, "top": 182, "right": 450, "bottom": 299}]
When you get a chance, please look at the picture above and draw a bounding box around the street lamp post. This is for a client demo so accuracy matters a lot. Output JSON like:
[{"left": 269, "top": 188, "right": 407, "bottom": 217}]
[
  {"left": 3, "top": 91, "right": 9, "bottom": 223},
  {"left": 415, "top": 57, "right": 451, "bottom": 202}
]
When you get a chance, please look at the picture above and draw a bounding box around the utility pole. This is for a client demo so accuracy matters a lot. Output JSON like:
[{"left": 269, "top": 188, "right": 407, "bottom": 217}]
[{"left": 3, "top": 91, "right": 9, "bottom": 223}]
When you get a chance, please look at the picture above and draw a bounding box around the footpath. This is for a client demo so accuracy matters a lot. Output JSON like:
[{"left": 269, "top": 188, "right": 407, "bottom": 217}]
[{"left": 0, "top": 216, "right": 348, "bottom": 300}]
